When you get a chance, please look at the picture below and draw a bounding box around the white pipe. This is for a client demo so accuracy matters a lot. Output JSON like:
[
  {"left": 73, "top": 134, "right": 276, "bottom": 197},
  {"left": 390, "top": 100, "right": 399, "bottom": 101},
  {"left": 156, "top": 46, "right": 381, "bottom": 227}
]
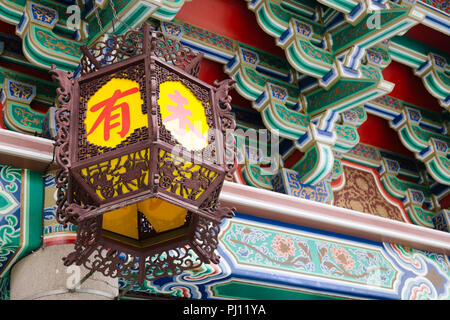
[{"left": 220, "top": 181, "right": 450, "bottom": 255}]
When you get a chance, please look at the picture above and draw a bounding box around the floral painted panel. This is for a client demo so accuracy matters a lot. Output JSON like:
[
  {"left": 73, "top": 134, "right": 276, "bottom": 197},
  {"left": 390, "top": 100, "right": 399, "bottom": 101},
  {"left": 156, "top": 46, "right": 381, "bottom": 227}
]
[
  {"left": 333, "top": 165, "right": 406, "bottom": 222},
  {"left": 220, "top": 220, "right": 397, "bottom": 289},
  {"left": 118, "top": 216, "right": 449, "bottom": 300}
]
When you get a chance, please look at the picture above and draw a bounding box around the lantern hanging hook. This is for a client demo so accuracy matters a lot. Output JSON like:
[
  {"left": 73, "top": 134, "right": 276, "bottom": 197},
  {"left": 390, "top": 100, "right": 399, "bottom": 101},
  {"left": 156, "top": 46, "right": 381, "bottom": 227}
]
[
  {"left": 108, "top": 0, "right": 134, "bottom": 32},
  {"left": 93, "top": 0, "right": 135, "bottom": 38},
  {"left": 93, "top": 5, "right": 105, "bottom": 35}
]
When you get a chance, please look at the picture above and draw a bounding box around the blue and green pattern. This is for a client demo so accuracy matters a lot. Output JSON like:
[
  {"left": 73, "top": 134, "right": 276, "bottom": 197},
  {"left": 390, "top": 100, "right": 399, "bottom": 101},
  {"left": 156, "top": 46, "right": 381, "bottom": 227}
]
[
  {"left": 118, "top": 216, "right": 449, "bottom": 300},
  {"left": 0, "top": 165, "right": 43, "bottom": 279}
]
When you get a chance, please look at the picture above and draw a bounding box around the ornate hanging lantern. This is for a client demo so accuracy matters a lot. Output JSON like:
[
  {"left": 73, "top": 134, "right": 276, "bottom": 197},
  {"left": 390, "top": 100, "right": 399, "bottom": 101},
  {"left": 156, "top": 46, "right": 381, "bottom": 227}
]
[{"left": 49, "top": 24, "right": 236, "bottom": 284}]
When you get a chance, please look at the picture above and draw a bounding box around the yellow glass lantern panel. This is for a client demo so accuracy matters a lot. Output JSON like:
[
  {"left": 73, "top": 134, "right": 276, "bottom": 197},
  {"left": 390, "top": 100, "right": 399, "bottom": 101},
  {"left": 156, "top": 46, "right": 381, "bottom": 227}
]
[
  {"left": 137, "top": 198, "right": 188, "bottom": 233},
  {"left": 101, "top": 199, "right": 188, "bottom": 240},
  {"left": 85, "top": 78, "right": 147, "bottom": 148},
  {"left": 158, "top": 81, "right": 210, "bottom": 151},
  {"left": 102, "top": 203, "right": 139, "bottom": 239}
]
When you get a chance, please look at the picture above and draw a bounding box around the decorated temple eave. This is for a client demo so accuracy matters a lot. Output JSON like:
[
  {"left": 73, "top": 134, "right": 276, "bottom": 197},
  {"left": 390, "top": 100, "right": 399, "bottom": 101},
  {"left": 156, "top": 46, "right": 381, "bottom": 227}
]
[{"left": 1, "top": 129, "right": 449, "bottom": 256}]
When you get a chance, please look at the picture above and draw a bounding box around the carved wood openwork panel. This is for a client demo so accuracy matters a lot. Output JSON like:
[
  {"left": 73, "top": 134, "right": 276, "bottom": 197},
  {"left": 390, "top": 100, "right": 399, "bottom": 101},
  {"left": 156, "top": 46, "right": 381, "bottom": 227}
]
[
  {"left": 75, "top": 148, "right": 151, "bottom": 204},
  {"left": 156, "top": 148, "right": 221, "bottom": 204}
]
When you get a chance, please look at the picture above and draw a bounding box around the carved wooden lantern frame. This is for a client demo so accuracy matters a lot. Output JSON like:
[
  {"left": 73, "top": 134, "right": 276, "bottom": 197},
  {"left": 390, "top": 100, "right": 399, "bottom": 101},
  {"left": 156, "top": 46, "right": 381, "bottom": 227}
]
[{"left": 50, "top": 24, "right": 236, "bottom": 284}]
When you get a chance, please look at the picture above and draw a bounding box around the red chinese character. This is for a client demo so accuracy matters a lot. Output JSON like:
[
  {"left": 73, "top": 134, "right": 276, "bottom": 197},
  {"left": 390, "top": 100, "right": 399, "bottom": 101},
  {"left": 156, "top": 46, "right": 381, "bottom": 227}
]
[
  {"left": 164, "top": 90, "right": 204, "bottom": 139},
  {"left": 87, "top": 87, "right": 139, "bottom": 141}
]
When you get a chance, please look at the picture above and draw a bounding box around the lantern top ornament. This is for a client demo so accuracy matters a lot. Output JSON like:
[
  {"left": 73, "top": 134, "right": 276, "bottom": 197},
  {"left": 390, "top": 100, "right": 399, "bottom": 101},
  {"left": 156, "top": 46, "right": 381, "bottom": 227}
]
[{"left": 49, "top": 24, "right": 237, "bottom": 284}]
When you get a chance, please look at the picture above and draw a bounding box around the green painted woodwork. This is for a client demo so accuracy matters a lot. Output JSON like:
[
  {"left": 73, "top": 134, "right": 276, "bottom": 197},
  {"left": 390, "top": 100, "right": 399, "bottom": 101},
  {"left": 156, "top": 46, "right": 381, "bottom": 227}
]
[
  {"left": 239, "top": 42, "right": 291, "bottom": 73},
  {"left": 292, "top": 145, "right": 318, "bottom": 174},
  {"left": 318, "top": 0, "right": 356, "bottom": 13},
  {"left": 269, "top": 103, "right": 309, "bottom": 130},
  {"left": 291, "top": 144, "right": 333, "bottom": 184},
  {"left": 402, "top": 102, "right": 443, "bottom": 126},
  {"left": 389, "top": 36, "right": 450, "bottom": 110},
  {"left": 305, "top": 79, "right": 377, "bottom": 116},
  {"left": 266, "top": 1, "right": 324, "bottom": 36},
  {"left": 0, "top": 0, "right": 22, "bottom": 24},
  {"left": 235, "top": 71, "right": 261, "bottom": 100},
  {"left": 243, "top": 66, "right": 300, "bottom": 100},
  {"left": 390, "top": 36, "right": 450, "bottom": 65},
  {"left": 0, "top": 166, "right": 43, "bottom": 278},
  {"left": 30, "top": 25, "right": 81, "bottom": 59},
  {"left": 0, "top": 67, "right": 56, "bottom": 103},
  {"left": 424, "top": 73, "right": 450, "bottom": 103},
  {"left": 332, "top": 158, "right": 343, "bottom": 179},
  {"left": 0, "top": 190, "right": 18, "bottom": 215},
  {"left": 87, "top": 0, "right": 185, "bottom": 44},
  {"left": 3, "top": 102, "right": 45, "bottom": 134},
  {"left": 410, "top": 124, "right": 450, "bottom": 146},
  {"left": 108, "top": 3, "right": 155, "bottom": 36},
  {"left": 153, "top": 5, "right": 181, "bottom": 19},
  {"left": 361, "top": 65, "right": 382, "bottom": 80},
  {"left": 212, "top": 280, "right": 347, "bottom": 300},
  {"left": 262, "top": 106, "right": 303, "bottom": 139},
  {"left": 287, "top": 41, "right": 332, "bottom": 77},
  {"left": 23, "top": 29, "right": 79, "bottom": 71},
  {"left": 242, "top": 164, "right": 274, "bottom": 190},
  {"left": 388, "top": 46, "right": 426, "bottom": 69},
  {"left": 335, "top": 124, "right": 359, "bottom": 151},
  {"left": 160, "top": 18, "right": 446, "bottom": 189},
  {"left": 427, "top": 158, "right": 450, "bottom": 185},
  {"left": 381, "top": 174, "right": 431, "bottom": 199},
  {"left": 6, "top": 0, "right": 26, "bottom": 6},
  {"left": 280, "top": 0, "right": 316, "bottom": 19},
  {"left": 256, "top": 4, "right": 286, "bottom": 36},
  {"left": 436, "top": 69, "right": 450, "bottom": 87},
  {"left": 0, "top": 0, "right": 187, "bottom": 71},
  {"left": 19, "top": 169, "right": 43, "bottom": 256},
  {"left": 406, "top": 206, "right": 435, "bottom": 228},
  {"left": 329, "top": 4, "right": 423, "bottom": 53}
]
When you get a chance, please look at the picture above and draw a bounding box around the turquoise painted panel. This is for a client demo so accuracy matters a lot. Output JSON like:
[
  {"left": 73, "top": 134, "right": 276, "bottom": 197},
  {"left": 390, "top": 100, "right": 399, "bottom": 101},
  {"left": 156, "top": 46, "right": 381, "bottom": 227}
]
[
  {"left": 118, "top": 215, "right": 450, "bottom": 300},
  {"left": 220, "top": 220, "right": 397, "bottom": 289}
]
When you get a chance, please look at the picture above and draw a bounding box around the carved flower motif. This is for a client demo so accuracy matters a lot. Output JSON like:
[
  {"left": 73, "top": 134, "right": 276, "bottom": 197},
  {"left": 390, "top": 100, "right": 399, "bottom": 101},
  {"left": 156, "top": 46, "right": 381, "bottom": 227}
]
[
  {"left": 331, "top": 246, "right": 355, "bottom": 271},
  {"left": 271, "top": 235, "right": 296, "bottom": 259}
]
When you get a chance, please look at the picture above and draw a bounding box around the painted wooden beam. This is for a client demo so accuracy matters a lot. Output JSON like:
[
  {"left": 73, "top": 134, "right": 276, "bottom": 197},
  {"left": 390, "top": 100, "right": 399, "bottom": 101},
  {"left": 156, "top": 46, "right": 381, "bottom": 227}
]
[
  {"left": 0, "top": 129, "right": 56, "bottom": 172},
  {"left": 220, "top": 180, "right": 450, "bottom": 255}
]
